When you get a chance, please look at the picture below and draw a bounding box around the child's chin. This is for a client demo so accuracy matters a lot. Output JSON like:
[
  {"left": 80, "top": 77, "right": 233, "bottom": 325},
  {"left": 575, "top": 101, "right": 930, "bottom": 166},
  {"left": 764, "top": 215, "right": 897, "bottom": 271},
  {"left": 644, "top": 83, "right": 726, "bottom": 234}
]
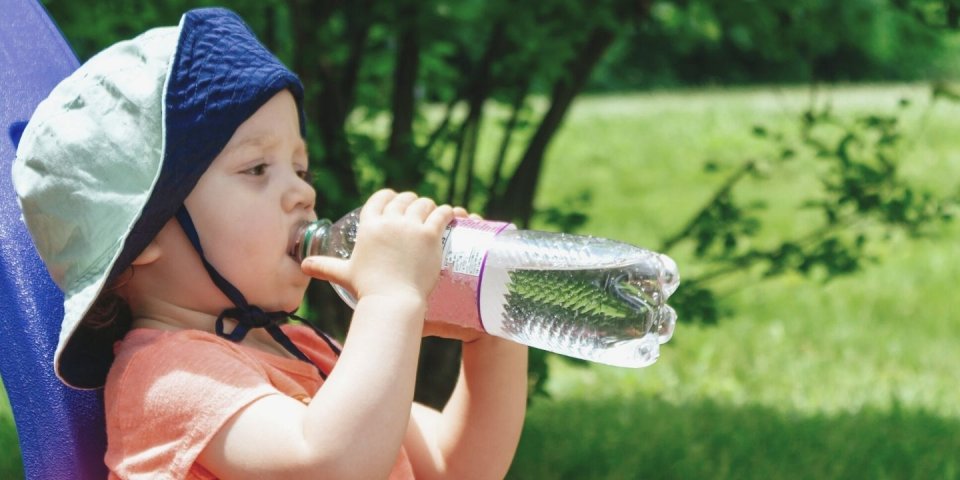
[{"left": 282, "top": 291, "right": 309, "bottom": 313}]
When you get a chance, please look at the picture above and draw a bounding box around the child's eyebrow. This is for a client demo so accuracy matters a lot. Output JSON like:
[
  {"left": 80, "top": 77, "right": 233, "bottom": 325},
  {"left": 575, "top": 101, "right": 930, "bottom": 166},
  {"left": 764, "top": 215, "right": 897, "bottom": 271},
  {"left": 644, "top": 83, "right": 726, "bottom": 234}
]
[{"left": 222, "top": 133, "right": 308, "bottom": 157}]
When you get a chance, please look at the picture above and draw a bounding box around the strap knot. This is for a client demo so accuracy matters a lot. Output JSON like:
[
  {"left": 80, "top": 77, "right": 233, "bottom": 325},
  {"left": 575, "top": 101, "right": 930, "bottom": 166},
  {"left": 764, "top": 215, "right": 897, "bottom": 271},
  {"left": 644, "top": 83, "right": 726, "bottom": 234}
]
[
  {"left": 215, "top": 306, "right": 286, "bottom": 341},
  {"left": 176, "top": 206, "right": 339, "bottom": 379}
]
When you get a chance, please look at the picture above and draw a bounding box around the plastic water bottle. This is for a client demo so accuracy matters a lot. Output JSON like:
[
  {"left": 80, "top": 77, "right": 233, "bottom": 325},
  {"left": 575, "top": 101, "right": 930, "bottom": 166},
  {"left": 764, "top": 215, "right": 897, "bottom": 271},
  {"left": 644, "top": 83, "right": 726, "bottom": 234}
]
[{"left": 293, "top": 210, "right": 679, "bottom": 368}]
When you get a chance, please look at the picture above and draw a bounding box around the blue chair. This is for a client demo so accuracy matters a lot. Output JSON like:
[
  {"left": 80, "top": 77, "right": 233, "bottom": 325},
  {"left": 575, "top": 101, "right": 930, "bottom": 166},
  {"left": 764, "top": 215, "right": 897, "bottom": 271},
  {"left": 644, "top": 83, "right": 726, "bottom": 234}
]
[{"left": 0, "top": 0, "right": 108, "bottom": 477}]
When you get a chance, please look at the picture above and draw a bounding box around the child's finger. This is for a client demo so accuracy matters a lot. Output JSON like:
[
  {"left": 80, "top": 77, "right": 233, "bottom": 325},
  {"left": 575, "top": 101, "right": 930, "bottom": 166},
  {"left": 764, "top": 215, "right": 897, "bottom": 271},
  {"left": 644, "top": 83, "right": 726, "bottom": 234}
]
[
  {"left": 360, "top": 189, "right": 396, "bottom": 220},
  {"left": 452, "top": 206, "right": 483, "bottom": 220},
  {"left": 406, "top": 197, "right": 437, "bottom": 221},
  {"left": 383, "top": 191, "right": 418, "bottom": 217},
  {"left": 301, "top": 256, "right": 350, "bottom": 286},
  {"left": 425, "top": 204, "right": 455, "bottom": 232}
]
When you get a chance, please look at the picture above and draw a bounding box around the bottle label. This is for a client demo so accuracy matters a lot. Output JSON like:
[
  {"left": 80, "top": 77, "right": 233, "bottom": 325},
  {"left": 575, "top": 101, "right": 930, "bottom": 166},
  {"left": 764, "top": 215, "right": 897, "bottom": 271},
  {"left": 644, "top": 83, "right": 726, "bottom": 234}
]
[
  {"left": 440, "top": 218, "right": 509, "bottom": 275},
  {"left": 476, "top": 262, "right": 511, "bottom": 338},
  {"left": 425, "top": 218, "right": 514, "bottom": 332}
]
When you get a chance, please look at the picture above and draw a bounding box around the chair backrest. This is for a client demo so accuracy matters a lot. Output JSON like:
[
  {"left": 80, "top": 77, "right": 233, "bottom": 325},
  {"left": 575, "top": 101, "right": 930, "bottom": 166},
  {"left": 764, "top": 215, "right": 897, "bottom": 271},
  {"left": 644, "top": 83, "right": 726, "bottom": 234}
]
[{"left": 0, "top": 0, "right": 108, "bottom": 477}]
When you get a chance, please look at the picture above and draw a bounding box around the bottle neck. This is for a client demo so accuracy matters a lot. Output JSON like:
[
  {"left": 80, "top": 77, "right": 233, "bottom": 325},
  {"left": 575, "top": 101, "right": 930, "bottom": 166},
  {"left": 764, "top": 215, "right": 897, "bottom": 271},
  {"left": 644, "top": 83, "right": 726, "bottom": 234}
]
[{"left": 294, "top": 219, "right": 332, "bottom": 262}]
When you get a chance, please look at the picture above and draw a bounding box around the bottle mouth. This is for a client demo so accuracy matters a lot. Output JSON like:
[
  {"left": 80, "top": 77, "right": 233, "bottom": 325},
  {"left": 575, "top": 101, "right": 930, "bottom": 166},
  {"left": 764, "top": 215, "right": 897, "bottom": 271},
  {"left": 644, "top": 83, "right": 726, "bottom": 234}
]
[
  {"left": 291, "top": 219, "right": 332, "bottom": 262},
  {"left": 289, "top": 222, "right": 308, "bottom": 260}
]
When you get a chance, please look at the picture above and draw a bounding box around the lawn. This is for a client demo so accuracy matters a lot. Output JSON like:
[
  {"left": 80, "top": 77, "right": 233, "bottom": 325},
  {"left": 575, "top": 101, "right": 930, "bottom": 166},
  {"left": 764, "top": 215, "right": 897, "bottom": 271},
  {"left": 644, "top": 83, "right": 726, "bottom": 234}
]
[
  {"left": 506, "top": 83, "right": 960, "bottom": 479},
  {"left": 3, "top": 83, "right": 959, "bottom": 478},
  {"left": 0, "top": 383, "right": 20, "bottom": 478}
]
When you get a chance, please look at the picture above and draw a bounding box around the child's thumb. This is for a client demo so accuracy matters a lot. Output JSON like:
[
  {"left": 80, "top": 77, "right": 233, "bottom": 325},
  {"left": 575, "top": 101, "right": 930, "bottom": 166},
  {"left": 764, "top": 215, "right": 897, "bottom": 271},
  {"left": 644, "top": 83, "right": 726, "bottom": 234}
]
[{"left": 301, "top": 256, "right": 350, "bottom": 285}]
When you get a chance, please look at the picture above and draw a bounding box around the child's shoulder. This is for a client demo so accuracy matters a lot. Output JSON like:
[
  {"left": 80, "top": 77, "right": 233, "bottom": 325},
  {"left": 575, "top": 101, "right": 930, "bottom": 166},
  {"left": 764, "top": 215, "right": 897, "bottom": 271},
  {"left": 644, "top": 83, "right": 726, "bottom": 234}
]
[
  {"left": 116, "top": 327, "right": 250, "bottom": 362},
  {"left": 106, "top": 328, "right": 266, "bottom": 394},
  {"left": 116, "top": 324, "right": 324, "bottom": 350},
  {"left": 106, "top": 325, "right": 335, "bottom": 389},
  {"left": 101, "top": 328, "right": 284, "bottom": 475}
]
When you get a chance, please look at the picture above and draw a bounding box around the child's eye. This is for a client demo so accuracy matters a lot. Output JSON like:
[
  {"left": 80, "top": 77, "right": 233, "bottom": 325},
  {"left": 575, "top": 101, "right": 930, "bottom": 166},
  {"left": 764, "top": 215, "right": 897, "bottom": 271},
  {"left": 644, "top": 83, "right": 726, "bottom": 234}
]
[
  {"left": 297, "top": 169, "right": 314, "bottom": 183},
  {"left": 243, "top": 163, "right": 268, "bottom": 176}
]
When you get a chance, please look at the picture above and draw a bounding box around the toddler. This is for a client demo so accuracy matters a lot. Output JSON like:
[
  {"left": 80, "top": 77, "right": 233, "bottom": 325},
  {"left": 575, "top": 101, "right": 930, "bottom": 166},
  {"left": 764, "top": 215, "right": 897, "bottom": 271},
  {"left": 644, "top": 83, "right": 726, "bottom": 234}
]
[{"left": 13, "top": 8, "right": 527, "bottom": 479}]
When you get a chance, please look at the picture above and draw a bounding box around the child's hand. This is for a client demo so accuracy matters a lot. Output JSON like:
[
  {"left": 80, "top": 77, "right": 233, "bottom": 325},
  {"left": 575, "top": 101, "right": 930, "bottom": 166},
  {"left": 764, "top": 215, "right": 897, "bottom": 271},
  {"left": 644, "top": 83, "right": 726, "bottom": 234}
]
[{"left": 302, "top": 189, "right": 454, "bottom": 304}]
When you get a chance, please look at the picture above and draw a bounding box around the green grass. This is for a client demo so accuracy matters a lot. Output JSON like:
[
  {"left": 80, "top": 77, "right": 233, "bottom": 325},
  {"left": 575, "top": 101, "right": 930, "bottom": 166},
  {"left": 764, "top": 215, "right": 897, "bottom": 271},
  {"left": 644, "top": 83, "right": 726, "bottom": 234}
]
[
  {"left": 2, "top": 84, "right": 958, "bottom": 478},
  {"left": 505, "top": 83, "right": 960, "bottom": 479},
  {"left": 510, "top": 396, "right": 960, "bottom": 479},
  {"left": 0, "top": 382, "right": 23, "bottom": 478}
]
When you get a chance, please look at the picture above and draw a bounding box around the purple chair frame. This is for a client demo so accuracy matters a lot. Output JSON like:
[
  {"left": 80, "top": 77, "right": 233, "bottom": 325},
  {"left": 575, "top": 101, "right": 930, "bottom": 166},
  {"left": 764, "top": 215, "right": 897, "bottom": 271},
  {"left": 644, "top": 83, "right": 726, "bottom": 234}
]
[{"left": 0, "top": 0, "right": 108, "bottom": 477}]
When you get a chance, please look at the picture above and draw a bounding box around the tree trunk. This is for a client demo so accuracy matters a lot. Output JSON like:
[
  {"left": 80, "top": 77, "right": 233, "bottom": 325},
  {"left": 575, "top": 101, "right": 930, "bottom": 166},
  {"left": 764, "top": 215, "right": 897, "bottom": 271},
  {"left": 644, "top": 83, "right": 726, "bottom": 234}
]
[
  {"left": 385, "top": 2, "right": 422, "bottom": 190},
  {"left": 423, "top": 96, "right": 460, "bottom": 156},
  {"left": 292, "top": 1, "right": 372, "bottom": 337},
  {"left": 445, "top": 117, "right": 470, "bottom": 205},
  {"left": 488, "top": 27, "right": 617, "bottom": 226},
  {"left": 489, "top": 84, "right": 530, "bottom": 200},
  {"left": 341, "top": 0, "right": 375, "bottom": 112},
  {"left": 421, "top": 23, "right": 512, "bottom": 406},
  {"left": 444, "top": 24, "right": 505, "bottom": 205},
  {"left": 458, "top": 24, "right": 505, "bottom": 209},
  {"left": 460, "top": 118, "right": 481, "bottom": 209},
  {"left": 289, "top": 1, "right": 362, "bottom": 213}
]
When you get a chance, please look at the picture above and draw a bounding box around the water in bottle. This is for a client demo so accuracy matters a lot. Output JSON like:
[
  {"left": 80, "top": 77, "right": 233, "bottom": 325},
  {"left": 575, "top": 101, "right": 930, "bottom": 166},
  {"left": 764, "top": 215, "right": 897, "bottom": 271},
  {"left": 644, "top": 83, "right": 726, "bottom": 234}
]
[{"left": 293, "top": 209, "right": 679, "bottom": 368}]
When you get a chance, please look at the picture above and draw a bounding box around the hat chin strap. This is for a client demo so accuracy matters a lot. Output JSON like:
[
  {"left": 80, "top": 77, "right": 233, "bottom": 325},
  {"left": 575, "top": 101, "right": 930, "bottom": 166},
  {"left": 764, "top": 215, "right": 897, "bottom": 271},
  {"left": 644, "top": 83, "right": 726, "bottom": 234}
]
[{"left": 174, "top": 206, "right": 340, "bottom": 379}]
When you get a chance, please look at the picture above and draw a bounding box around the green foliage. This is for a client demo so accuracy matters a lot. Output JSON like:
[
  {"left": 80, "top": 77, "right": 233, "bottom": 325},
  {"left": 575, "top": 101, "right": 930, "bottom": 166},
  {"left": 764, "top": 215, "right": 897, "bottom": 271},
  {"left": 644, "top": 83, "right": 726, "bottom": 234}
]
[
  {"left": 0, "top": 384, "right": 23, "bottom": 479},
  {"left": 662, "top": 87, "right": 958, "bottom": 325},
  {"left": 591, "top": 0, "right": 959, "bottom": 90}
]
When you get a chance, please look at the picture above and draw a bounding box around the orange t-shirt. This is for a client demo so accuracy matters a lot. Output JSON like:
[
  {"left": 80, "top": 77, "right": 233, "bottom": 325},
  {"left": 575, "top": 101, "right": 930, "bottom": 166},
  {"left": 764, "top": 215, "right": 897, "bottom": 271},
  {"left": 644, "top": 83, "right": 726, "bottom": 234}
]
[{"left": 103, "top": 325, "right": 415, "bottom": 479}]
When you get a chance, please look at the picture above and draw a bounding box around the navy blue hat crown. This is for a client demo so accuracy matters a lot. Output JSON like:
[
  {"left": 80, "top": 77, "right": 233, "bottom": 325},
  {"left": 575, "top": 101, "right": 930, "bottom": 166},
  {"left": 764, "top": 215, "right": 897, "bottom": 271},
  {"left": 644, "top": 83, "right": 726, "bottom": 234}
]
[{"left": 110, "top": 7, "right": 306, "bottom": 283}]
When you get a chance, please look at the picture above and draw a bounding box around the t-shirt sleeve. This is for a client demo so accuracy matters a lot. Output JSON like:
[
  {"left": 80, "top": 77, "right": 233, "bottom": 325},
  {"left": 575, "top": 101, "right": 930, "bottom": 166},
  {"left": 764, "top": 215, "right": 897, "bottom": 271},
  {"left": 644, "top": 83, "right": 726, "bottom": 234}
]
[{"left": 104, "top": 332, "right": 280, "bottom": 479}]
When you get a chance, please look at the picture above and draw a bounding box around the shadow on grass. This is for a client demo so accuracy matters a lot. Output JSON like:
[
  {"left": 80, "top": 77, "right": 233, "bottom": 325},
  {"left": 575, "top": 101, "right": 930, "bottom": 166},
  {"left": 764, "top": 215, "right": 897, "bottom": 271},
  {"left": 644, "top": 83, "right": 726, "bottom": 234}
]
[{"left": 509, "top": 396, "right": 960, "bottom": 480}]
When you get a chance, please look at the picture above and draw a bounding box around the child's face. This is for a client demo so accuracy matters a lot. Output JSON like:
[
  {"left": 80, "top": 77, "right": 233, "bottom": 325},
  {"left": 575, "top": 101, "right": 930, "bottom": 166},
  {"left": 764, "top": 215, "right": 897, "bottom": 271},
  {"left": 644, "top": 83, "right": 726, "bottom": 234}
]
[{"left": 182, "top": 90, "right": 316, "bottom": 312}]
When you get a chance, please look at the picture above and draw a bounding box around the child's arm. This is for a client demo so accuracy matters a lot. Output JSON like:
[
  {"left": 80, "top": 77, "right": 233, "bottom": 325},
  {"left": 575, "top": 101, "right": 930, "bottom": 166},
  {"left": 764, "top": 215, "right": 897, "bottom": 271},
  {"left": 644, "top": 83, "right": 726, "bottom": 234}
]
[
  {"left": 197, "top": 189, "right": 453, "bottom": 480},
  {"left": 402, "top": 208, "right": 529, "bottom": 478},
  {"left": 404, "top": 336, "right": 528, "bottom": 479}
]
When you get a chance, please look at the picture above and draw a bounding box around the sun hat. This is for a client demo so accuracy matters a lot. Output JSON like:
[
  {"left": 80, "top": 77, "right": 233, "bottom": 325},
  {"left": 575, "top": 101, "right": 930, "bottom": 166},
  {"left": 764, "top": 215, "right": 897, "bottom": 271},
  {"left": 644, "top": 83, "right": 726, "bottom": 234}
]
[{"left": 12, "top": 8, "right": 311, "bottom": 389}]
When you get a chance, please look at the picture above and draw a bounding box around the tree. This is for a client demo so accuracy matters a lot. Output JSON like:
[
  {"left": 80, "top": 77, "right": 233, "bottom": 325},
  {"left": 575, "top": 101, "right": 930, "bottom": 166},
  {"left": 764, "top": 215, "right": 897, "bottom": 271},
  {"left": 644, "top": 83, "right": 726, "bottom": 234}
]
[{"left": 662, "top": 93, "right": 958, "bottom": 326}]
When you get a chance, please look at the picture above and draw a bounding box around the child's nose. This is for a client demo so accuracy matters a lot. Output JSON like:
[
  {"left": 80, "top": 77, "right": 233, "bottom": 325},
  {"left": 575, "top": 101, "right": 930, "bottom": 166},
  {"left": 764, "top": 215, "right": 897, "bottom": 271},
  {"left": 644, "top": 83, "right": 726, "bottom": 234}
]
[{"left": 283, "top": 171, "right": 316, "bottom": 212}]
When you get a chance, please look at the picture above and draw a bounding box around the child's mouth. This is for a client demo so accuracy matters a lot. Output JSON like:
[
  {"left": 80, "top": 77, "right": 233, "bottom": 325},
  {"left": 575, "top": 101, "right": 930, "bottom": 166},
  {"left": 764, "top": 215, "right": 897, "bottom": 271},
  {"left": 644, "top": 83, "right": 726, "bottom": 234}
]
[{"left": 287, "top": 238, "right": 299, "bottom": 260}]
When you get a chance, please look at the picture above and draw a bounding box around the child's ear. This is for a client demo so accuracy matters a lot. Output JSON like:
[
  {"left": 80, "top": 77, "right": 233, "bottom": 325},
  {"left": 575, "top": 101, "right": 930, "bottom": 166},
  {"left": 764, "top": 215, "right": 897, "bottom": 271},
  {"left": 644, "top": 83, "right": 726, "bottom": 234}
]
[{"left": 131, "top": 240, "right": 162, "bottom": 266}]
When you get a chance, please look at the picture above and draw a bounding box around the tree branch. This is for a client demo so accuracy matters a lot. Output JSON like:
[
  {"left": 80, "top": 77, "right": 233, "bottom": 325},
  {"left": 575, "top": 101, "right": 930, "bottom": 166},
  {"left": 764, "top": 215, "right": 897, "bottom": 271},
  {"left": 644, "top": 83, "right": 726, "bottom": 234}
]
[
  {"left": 660, "top": 159, "right": 756, "bottom": 252},
  {"left": 490, "top": 26, "right": 617, "bottom": 226}
]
